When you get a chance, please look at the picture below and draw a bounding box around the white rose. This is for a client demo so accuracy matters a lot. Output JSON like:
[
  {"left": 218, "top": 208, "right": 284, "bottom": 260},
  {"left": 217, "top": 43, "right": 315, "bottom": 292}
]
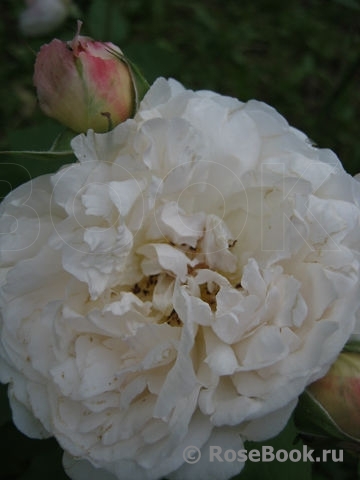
[
  {"left": 1, "top": 78, "right": 360, "bottom": 480},
  {"left": 19, "top": 0, "right": 73, "bottom": 36}
]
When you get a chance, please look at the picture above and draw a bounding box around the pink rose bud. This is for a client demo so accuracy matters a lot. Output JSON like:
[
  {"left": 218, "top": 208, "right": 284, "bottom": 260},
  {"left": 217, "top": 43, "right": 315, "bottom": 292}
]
[
  {"left": 308, "top": 352, "right": 360, "bottom": 440},
  {"left": 33, "top": 22, "right": 137, "bottom": 133}
]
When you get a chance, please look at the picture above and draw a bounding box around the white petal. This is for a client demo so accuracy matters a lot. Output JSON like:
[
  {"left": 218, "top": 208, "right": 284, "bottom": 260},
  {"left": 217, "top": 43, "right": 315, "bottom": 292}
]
[
  {"left": 137, "top": 243, "right": 190, "bottom": 281},
  {"left": 149, "top": 201, "right": 206, "bottom": 247},
  {"left": 205, "top": 344, "right": 238, "bottom": 376},
  {"left": 8, "top": 384, "right": 50, "bottom": 439},
  {"left": 239, "top": 398, "right": 297, "bottom": 441},
  {"left": 63, "top": 453, "right": 118, "bottom": 480},
  {"left": 108, "top": 178, "right": 145, "bottom": 217},
  {"left": 235, "top": 326, "right": 288, "bottom": 370}
]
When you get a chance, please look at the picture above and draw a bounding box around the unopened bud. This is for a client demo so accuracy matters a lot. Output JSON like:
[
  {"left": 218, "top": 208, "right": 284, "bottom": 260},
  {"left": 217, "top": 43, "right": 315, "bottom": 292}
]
[
  {"left": 308, "top": 352, "right": 360, "bottom": 440},
  {"left": 34, "top": 22, "right": 139, "bottom": 133}
]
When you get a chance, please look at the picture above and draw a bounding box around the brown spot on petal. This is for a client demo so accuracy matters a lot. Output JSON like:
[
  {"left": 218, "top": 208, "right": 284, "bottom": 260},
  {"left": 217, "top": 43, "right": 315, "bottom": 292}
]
[
  {"left": 188, "top": 262, "right": 210, "bottom": 275},
  {"left": 200, "top": 283, "right": 220, "bottom": 312},
  {"left": 166, "top": 309, "right": 183, "bottom": 327},
  {"left": 132, "top": 283, "right": 141, "bottom": 294},
  {"left": 132, "top": 275, "right": 159, "bottom": 301},
  {"left": 158, "top": 308, "right": 183, "bottom": 327}
]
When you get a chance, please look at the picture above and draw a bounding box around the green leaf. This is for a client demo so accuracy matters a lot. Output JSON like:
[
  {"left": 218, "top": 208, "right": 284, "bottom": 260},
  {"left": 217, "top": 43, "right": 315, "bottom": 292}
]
[
  {"left": 49, "top": 129, "right": 77, "bottom": 152},
  {"left": 294, "top": 390, "right": 360, "bottom": 444},
  {"left": 0, "top": 150, "right": 76, "bottom": 199},
  {"left": 7, "top": 122, "right": 63, "bottom": 151},
  {"left": 0, "top": 150, "right": 74, "bottom": 162},
  {"left": 0, "top": 123, "right": 77, "bottom": 200},
  {"left": 126, "top": 56, "right": 150, "bottom": 110},
  {"left": 342, "top": 340, "right": 360, "bottom": 354}
]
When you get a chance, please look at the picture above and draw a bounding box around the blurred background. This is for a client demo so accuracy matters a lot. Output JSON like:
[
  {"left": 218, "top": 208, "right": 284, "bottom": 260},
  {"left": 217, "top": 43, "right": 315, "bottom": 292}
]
[{"left": 0, "top": 0, "right": 360, "bottom": 478}]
